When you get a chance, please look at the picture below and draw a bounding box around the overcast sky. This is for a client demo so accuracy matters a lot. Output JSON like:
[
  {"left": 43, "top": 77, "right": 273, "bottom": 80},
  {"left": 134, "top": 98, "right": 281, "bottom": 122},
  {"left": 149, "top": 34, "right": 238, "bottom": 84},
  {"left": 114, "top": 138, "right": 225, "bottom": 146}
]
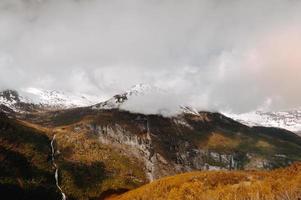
[{"left": 0, "top": 0, "right": 301, "bottom": 114}]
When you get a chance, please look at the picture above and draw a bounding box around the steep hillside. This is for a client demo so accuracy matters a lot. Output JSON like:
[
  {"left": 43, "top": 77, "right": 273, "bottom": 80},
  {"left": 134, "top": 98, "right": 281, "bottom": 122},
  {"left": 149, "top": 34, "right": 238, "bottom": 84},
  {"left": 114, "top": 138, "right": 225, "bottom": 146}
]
[
  {"left": 0, "top": 112, "right": 59, "bottom": 200},
  {"left": 112, "top": 163, "right": 301, "bottom": 200},
  {"left": 0, "top": 111, "right": 147, "bottom": 200},
  {"left": 25, "top": 108, "right": 301, "bottom": 181}
]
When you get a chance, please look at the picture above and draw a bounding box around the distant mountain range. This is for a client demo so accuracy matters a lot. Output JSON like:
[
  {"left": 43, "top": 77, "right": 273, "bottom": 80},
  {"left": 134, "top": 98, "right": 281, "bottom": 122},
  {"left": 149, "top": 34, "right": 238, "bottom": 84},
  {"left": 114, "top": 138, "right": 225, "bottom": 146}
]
[{"left": 1, "top": 84, "right": 301, "bottom": 135}]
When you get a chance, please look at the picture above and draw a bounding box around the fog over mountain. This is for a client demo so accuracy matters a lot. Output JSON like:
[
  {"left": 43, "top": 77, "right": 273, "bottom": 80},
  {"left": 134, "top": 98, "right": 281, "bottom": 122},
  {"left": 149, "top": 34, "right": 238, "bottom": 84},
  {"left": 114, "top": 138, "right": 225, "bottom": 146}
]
[{"left": 1, "top": 0, "right": 301, "bottom": 114}]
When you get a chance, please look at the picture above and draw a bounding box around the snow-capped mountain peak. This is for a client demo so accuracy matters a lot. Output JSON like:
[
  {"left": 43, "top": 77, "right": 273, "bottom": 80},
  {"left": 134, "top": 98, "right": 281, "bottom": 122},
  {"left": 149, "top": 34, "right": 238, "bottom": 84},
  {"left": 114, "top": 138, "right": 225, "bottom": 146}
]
[
  {"left": 3, "top": 86, "right": 300, "bottom": 136},
  {"left": 93, "top": 83, "right": 204, "bottom": 117},
  {"left": 92, "top": 83, "right": 160, "bottom": 110},
  {"left": 22, "top": 87, "right": 104, "bottom": 108},
  {"left": 0, "top": 88, "right": 104, "bottom": 112}
]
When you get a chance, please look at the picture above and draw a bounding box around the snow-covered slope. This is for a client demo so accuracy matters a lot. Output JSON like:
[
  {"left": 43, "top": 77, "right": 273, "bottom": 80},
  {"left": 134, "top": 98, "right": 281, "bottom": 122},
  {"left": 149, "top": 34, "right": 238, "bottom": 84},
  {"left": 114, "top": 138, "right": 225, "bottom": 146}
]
[
  {"left": 1, "top": 84, "right": 159, "bottom": 113},
  {"left": 0, "top": 90, "right": 32, "bottom": 112},
  {"left": 22, "top": 88, "right": 104, "bottom": 108},
  {"left": 0, "top": 88, "right": 104, "bottom": 112},
  {"left": 224, "top": 110, "right": 301, "bottom": 134}
]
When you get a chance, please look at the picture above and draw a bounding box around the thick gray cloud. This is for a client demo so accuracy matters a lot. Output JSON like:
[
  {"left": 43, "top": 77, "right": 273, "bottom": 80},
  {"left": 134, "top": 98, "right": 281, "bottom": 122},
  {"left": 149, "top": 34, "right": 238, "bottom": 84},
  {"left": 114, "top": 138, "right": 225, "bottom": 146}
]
[{"left": 1, "top": 0, "right": 301, "bottom": 113}]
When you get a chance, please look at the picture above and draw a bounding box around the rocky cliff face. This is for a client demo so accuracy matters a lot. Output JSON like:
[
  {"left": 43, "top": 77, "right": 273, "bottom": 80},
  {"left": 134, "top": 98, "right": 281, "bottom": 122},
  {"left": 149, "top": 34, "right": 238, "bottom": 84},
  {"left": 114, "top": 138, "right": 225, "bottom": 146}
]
[
  {"left": 72, "top": 109, "right": 301, "bottom": 181},
  {"left": 90, "top": 123, "right": 156, "bottom": 180}
]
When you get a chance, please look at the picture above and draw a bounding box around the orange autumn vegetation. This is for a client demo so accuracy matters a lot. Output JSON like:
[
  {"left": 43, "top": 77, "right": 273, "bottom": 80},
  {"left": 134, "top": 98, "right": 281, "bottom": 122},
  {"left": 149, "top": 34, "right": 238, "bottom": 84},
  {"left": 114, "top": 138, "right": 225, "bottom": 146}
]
[{"left": 112, "top": 163, "right": 301, "bottom": 200}]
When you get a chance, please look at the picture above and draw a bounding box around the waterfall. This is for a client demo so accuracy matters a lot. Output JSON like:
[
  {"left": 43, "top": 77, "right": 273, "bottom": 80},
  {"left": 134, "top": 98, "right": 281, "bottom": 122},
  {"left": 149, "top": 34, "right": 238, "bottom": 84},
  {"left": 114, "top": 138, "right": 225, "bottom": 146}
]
[{"left": 51, "top": 134, "right": 67, "bottom": 200}]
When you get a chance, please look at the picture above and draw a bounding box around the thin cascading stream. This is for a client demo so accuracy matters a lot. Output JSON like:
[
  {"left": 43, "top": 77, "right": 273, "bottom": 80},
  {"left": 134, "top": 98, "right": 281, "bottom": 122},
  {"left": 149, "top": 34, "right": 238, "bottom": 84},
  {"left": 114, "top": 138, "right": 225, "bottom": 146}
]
[{"left": 51, "top": 134, "right": 67, "bottom": 200}]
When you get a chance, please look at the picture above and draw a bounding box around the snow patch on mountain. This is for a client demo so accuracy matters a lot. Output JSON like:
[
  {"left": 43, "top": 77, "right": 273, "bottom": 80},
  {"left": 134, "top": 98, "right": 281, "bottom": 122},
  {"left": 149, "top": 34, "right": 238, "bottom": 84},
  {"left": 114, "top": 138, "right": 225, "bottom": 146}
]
[
  {"left": 0, "top": 90, "right": 32, "bottom": 112},
  {"left": 94, "top": 83, "right": 194, "bottom": 116},
  {"left": 224, "top": 109, "right": 301, "bottom": 134},
  {"left": 180, "top": 106, "right": 201, "bottom": 116},
  {"left": 0, "top": 88, "right": 104, "bottom": 112}
]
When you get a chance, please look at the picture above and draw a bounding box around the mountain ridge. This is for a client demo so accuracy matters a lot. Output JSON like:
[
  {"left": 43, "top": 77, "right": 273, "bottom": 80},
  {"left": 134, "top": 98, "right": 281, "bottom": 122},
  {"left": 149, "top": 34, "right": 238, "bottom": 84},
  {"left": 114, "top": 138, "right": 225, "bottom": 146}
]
[{"left": 2, "top": 85, "right": 301, "bottom": 136}]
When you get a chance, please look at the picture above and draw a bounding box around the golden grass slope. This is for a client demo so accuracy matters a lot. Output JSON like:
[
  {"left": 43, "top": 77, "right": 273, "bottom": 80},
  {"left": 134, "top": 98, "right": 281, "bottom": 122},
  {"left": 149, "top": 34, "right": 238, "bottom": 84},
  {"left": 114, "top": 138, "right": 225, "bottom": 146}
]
[{"left": 112, "top": 163, "right": 301, "bottom": 200}]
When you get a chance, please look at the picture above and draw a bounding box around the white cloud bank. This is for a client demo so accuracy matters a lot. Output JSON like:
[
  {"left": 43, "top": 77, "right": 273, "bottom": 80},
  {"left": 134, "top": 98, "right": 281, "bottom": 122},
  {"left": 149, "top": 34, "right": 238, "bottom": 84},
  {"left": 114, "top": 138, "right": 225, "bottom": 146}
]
[{"left": 1, "top": 0, "right": 301, "bottom": 114}]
